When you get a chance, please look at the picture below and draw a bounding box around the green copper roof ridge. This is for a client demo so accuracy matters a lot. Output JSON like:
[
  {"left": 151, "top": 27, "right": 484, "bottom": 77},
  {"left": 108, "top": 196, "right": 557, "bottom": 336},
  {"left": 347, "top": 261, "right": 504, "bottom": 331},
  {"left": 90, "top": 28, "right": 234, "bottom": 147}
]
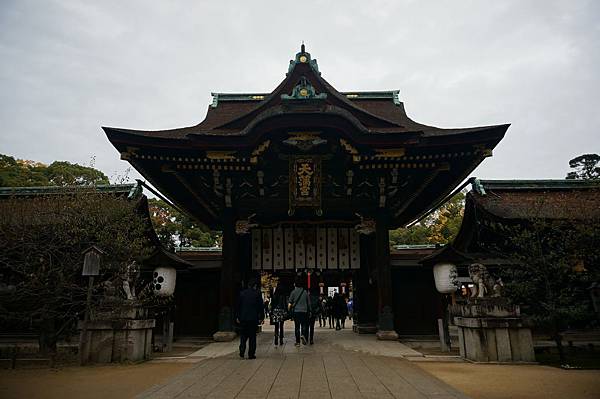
[
  {"left": 472, "top": 178, "right": 600, "bottom": 194},
  {"left": 281, "top": 76, "right": 327, "bottom": 101},
  {"left": 393, "top": 244, "right": 441, "bottom": 249},
  {"left": 210, "top": 90, "right": 401, "bottom": 106},
  {"left": 287, "top": 44, "right": 320, "bottom": 76},
  {"left": 0, "top": 183, "right": 140, "bottom": 197},
  {"left": 213, "top": 90, "right": 398, "bottom": 95}
]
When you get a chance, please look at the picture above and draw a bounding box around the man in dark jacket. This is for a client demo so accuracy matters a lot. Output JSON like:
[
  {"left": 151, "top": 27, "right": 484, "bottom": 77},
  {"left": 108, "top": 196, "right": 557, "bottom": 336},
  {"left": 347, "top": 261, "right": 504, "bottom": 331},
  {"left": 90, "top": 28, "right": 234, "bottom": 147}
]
[{"left": 236, "top": 278, "right": 264, "bottom": 359}]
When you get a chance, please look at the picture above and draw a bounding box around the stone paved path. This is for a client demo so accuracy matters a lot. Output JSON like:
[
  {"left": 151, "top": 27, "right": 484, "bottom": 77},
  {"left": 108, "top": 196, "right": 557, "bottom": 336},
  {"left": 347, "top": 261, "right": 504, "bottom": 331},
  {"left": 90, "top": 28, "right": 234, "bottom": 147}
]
[{"left": 139, "top": 322, "right": 470, "bottom": 399}]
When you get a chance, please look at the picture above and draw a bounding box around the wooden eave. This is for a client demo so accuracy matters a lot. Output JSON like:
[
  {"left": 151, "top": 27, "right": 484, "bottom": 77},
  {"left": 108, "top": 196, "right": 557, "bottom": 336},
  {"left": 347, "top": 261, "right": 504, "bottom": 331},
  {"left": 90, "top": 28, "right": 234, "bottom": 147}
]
[{"left": 102, "top": 48, "right": 511, "bottom": 230}]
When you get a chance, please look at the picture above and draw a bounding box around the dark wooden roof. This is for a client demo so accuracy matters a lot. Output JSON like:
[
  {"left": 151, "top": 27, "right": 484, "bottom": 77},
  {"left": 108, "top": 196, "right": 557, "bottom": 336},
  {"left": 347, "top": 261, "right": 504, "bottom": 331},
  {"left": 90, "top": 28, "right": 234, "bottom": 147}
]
[
  {"left": 102, "top": 47, "right": 509, "bottom": 229},
  {"left": 470, "top": 179, "right": 600, "bottom": 220},
  {"left": 421, "top": 179, "right": 600, "bottom": 266},
  {"left": 103, "top": 48, "right": 508, "bottom": 145},
  {"left": 0, "top": 182, "right": 192, "bottom": 269}
]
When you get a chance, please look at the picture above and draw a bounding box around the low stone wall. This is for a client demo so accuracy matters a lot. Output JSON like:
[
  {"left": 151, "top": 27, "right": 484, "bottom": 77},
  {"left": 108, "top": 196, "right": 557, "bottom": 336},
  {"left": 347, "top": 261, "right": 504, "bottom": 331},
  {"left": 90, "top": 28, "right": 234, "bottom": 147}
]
[{"left": 78, "top": 319, "right": 155, "bottom": 363}]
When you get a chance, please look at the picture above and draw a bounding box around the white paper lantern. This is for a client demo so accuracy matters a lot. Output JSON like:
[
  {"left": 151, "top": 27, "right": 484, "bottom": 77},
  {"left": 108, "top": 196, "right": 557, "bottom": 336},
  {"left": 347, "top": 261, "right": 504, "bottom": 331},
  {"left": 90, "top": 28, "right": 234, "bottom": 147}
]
[
  {"left": 433, "top": 263, "right": 457, "bottom": 294},
  {"left": 153, "top": 267, "right": 176, "bottom": 296}
]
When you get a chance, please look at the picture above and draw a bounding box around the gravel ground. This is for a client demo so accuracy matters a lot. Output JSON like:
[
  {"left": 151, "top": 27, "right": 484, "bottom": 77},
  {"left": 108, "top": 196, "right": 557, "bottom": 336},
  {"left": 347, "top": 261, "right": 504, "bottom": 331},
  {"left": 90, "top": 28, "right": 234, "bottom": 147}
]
[
  {"left": 0, "top": 362, "right": 192, "bottom": 399},
  {"left": 417, "top": 362, "right": 600, "bottom": 399},
  {"left": 2, "top": 357, "right": 599, "bottom": 399}
]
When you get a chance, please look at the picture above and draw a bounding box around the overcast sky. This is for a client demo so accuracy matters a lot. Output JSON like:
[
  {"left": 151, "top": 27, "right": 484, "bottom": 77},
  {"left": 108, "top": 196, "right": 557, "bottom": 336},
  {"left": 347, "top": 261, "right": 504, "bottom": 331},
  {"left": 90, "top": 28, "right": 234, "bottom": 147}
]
[{"left": 1, "top": 0, "right": 598, "bottom": 185}]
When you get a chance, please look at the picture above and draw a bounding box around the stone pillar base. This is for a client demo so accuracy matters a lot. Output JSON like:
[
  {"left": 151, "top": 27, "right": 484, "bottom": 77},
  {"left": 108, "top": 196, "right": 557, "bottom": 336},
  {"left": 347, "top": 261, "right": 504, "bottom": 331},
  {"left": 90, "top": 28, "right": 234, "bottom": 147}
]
[
  {"left": 78, "top": 319, "right": 155, "bottom": 364},
  {"left": 455, "top": 317, "right": 535, "bottom": 363},
  {"left": 376, "top": 330, "right": 399, "bottom": 341},
  {"left": 213, "top": 331, "right": 237, "bottom": 342},
  {"left": 354, "top": 323, "right": 377, "bottom": 334},
  {"left": 451, "top": 301, "right": 536, "bottom": 363}
]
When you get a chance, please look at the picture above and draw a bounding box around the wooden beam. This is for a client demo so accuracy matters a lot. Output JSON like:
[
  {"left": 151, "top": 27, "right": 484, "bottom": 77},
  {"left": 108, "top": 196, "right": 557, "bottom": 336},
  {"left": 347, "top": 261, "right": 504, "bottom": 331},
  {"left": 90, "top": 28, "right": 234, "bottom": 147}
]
[
  {"left": 393, "top": 170, "right": 441, "bottom": 218},
  {"left": 173, "top": 172, "right": 219, "bottom": 219}
]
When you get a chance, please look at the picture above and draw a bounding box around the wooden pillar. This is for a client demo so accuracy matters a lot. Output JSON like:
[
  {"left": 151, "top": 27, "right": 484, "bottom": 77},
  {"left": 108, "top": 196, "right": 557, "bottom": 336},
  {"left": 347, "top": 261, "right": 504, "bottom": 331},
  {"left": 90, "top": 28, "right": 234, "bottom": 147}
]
[
  {"left": 375, "top": 214, "right": 399, "bottom": 340},
  {"left": 213, "top": 212, "right": 237, "bottom": 341},
  {"left": 354, "top": 235, "right": 377, "bottom": 333}
]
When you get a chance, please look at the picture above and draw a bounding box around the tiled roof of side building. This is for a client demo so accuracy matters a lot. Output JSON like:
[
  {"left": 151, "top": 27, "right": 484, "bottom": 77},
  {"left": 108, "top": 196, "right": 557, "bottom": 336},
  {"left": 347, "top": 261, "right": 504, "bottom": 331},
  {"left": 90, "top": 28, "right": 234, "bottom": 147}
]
[
  {"left": 471, "top": 179, "right": 600, "bottom": 220},
  {"left": 0, "top": 183, "right": 142, "bottom": 199}
]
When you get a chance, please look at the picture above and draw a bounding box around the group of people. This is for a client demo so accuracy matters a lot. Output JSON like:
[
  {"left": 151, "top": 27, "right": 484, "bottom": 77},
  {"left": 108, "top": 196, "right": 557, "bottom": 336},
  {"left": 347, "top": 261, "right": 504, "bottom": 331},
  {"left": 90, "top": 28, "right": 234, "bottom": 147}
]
[
  {"left": 236, "top": 276, "right": 354, "bottom": 359},
  {"left": 318, "top": 292, "right": 352, "bottom": 331},
  {"left": 269, "top": 278, "right": 353, "bottom": 347}
]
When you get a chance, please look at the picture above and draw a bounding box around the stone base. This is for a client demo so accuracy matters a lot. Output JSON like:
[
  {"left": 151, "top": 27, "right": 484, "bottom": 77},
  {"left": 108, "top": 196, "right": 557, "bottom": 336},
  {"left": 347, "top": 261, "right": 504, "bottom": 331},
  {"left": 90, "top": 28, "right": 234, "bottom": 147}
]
[
  {"left": 376, "top": 330, "right": 399, "bottom": 341},
  {"left": 354, "top": 323, "right": 377, "bottom": 334},
  {"left": 78, "top": 319, "right": 155, "bottom": 364},
  {"left": 213, "top": 331, "right": 237, "bottom": 342},
  {"left": 455, "top": 316, "right": 535, "bottom": 363}
]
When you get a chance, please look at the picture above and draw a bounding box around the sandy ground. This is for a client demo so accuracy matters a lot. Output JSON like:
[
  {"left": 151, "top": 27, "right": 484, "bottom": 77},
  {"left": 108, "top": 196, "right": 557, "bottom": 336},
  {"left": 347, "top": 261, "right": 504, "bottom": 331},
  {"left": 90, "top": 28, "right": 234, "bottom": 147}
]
[
  {"left": 0, "top": 362, "right": 192, "bottom": 399},
  {"left": 417, "top": 362, "right": 600, "bottom": 399}
]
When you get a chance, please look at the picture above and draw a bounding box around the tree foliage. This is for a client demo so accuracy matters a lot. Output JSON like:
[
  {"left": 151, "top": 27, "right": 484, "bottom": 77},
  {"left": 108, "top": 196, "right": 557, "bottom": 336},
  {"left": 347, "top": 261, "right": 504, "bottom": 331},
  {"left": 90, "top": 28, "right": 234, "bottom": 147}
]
[
  {"left": 566, "top": 153, "right": 600, "bottom": 180},
  {"left": 148, "top": 198, "right": 220, "bottom": 249},
  {"left": 0, "top": 154, "right": 109, "bottom": 187},
  {"left": 485, "top": 199, "right": 600, "bottom": 364},
  {"left": 390, "top": 191, "right": 465, "bottom": 246},
  {"left": 0, "top": 190, "right": 154, "bottom": 354}
]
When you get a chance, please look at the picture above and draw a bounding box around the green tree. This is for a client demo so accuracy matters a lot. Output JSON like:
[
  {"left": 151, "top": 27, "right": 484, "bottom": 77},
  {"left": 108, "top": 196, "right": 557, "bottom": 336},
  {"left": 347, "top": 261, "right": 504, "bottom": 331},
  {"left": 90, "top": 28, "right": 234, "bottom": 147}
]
[
  {"left": 0, "top": 155, "right": 49, "bottom": 187},
  {"left": 0, "top": 189, "right": 154, "bottom": 356},
  {"left": 45, "top": 161, "right": 109, "bottom": 186},
  {"left": 389, "top": 224, "right": 431, "bottom": 246},
  {"left": 0, "top": 154, "right": 109, "bottom": 187},
  {"left": 566, "top": 154, "right": 600, "bottom": 180},
  {"left": 148, "top": 198, "right": 220, "bottom": 249},
  {"left": 390, "top": 191, "right": 465, "bottom": 247},
  {"left": 487, "top": 200, "right": 600, "bottom": 365}
]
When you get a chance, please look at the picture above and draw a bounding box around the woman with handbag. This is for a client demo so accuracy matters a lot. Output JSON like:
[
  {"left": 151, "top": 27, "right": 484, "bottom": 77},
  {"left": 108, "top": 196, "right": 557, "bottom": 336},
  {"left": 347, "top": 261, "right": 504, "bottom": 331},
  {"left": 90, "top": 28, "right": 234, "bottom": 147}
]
[
  {"left": 270, "top": 283, "right": 288, "bottom": 346},
  {"left": 288, "top": 277, "right": 310, "bottom": 346}
]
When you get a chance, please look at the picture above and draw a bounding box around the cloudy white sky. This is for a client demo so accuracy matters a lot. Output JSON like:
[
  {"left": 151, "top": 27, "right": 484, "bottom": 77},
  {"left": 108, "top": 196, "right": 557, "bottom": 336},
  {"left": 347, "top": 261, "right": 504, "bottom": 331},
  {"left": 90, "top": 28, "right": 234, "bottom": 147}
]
[{"left": 1, "top": 0, "right": 598, "bottom": 184}]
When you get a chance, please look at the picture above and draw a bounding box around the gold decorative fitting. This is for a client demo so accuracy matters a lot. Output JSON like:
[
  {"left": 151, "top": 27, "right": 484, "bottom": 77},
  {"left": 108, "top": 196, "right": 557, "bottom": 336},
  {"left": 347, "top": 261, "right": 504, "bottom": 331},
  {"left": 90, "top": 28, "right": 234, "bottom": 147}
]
[
  {"left": 299, "top": 88, "right": 309, "bottom": 97},
  {"left": 299, "top": 55, "right": 308, "bottom": 63},
  {"left": 346, "top": 94, "right": 359, "bottom": 98},
  {"left": 339, "top": 138, "right": 359, "bottom": 161},
  {"left": 121, "top": 146, "right": 140, "bottom": 161},
  {"left": 374, "top": 148, "right": 405, "bottom": 158},
  {"left": 438, "top": 162, "right": 451, "bottom": 171},
  {"left": 251, "top": 95, "right": 265, "bottom": 100},
  {"left": 297, "top": 163, "right": 314, "bottom": 196},
  {"left": 206, "top": 151, "right": 236, "bottom": 160},
  {"left": 250, "top": 140, "right": 271, "bottom": 164},
  {"left": 283, "top": 132, "right": 326, "bottom": 151},
  {"left": 287, "top": 131, "right": 321, "bottom": 141},
  {"left": 289, "top": 156, "right": 322, "bottom": 215}
]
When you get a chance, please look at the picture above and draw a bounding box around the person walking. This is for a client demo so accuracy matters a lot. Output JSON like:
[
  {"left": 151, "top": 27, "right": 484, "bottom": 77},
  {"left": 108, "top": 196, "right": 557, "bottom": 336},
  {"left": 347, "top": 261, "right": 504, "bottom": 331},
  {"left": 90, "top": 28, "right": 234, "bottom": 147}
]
[
  {"left": 318, "top": 295, "right": 327, "bottom": 327},
  {"left": 332, "top": 292, "right": 340, "bottom": 330},
  {"left": 340, "top": 295, "right": 349, "bottom": 329},
  {"left": 347, "top": 297, "right": 354, "bottom": 321},
  {"left": 288, "top": 277, "right": 310, "bottom": 346},
  {"left": 326, "top": 295, "right": 334, "bottom": 329},
  {"left": 236, "top": 278, "right": 264, "bottom": 359},
  {"left": 307, "top": 286, "right": 321, "bottom": 345},
  {"left": 263, "top": 297, "right": 270, "bottom": 318},
  {"left": 270, "top": 283, "right": 288, "bottom": 346},
  {"left": 333, "top": 292, "right": 346, "bottom": 330}
]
